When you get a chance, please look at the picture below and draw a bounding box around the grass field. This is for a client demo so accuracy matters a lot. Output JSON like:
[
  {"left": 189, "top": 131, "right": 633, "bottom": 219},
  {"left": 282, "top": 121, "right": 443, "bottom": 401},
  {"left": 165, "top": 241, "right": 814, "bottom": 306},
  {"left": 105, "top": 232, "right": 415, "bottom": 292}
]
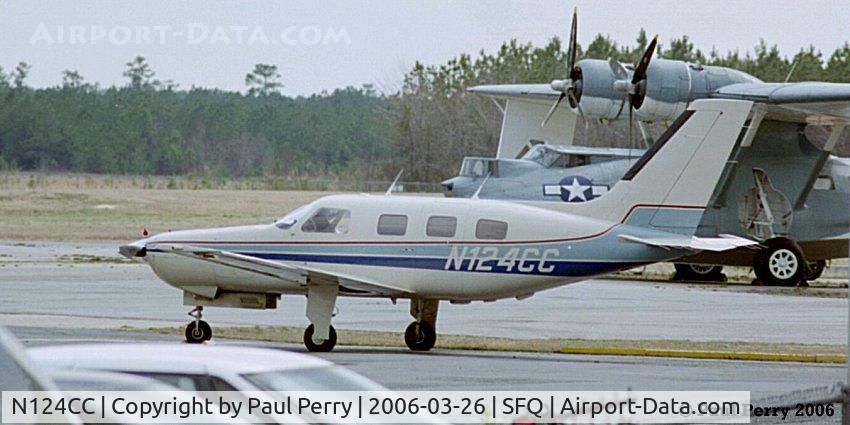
[
  {"left": 0, "top": 172, "right": 430, "bottom": 241},
  {"left": 144, "top": 325, "right": 845, "bottom": 362}
]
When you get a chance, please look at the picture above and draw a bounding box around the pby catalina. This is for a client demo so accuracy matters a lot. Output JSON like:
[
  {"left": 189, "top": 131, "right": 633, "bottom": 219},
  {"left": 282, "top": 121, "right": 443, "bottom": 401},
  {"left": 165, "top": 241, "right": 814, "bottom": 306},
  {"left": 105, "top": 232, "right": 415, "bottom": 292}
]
[
  {"left": 447, "top": 9, "right": 850, "bottom": 286},
  {"left": 121, "top": 99, "right": 757, "bottom": 352}
]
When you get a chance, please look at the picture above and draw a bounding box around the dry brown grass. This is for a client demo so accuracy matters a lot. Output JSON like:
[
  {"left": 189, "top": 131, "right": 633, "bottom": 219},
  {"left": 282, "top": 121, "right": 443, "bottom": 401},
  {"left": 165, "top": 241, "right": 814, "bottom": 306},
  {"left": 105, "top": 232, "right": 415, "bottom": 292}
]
[
  {"left": 0, "top": 187, "right": 332, "bottom": 241},
  {"left": 144, "top": 325, "right": 844, "bottom": 358}
]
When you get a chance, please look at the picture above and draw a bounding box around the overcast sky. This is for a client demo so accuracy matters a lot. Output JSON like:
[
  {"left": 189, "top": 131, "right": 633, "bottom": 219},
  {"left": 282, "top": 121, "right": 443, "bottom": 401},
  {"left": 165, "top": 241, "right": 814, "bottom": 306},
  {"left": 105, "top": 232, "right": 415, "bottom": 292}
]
[{"left": 0, "top": 0, "right": 848, "bottom": 95}]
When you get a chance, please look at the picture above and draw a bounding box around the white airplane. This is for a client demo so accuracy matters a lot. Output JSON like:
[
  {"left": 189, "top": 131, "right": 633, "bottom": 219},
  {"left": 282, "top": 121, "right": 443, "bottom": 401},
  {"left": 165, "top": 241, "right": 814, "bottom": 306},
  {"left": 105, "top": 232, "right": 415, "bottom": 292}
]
[{"left": 121, "top": 99, "right": 757, "bottom": 352}]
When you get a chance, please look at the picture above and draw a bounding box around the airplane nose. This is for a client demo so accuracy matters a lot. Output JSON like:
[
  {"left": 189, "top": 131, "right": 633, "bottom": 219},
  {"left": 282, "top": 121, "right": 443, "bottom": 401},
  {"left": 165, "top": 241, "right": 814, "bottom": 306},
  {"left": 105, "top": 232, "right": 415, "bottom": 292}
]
[{"left": 119, "top": 240, "right": 147, "bottom": 259}]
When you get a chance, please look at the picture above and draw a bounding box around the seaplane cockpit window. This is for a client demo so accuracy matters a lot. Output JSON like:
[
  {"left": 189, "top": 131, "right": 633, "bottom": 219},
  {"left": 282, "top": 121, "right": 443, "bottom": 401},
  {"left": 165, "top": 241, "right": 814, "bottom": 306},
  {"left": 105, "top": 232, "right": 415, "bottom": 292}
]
[
  {"left": 475, "top": 219, "right": 508, "bottom": 240},
  {"left": 426, "top": 216, "right": 457, "bottom": 237},
  {"left": 524, "top": 146, "right": 566, "bottom": 168},
  {"left": 274, "top": 204, "right": 310, "bottom": 229},
  {"left": 301, "top": 208, "right": 351, "bottom": 234},
  {"left": 377, "top": 214, "right": 408, "bottom": 236}
]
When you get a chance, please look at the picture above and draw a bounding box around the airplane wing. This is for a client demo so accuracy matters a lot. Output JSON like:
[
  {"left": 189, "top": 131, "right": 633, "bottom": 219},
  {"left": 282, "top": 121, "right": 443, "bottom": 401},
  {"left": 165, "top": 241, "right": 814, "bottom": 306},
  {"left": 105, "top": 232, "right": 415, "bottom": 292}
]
[
  {"left": 153, "top": 244, "right": 413, "bottom": 296},
  {"left": 468, "top": 84, "right": 561, "bottom": 103},
  {"left": 711, "top": 82, "right": 850, "bottom": 124},
  {"left": 618, "top": 234, "right": 758, "bottom": 252}
]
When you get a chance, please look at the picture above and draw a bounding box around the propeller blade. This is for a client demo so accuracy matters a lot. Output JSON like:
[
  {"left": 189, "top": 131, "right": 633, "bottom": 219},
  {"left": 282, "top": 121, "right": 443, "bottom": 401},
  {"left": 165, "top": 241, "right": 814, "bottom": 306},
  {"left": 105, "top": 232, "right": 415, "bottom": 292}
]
[
  {"left": 632, "top": 34, "right": 659, "bottom": 85},
  {"left": 541, "top": 92, "right": 566, "bottom": 127},
  {"left": 609, "top": 58, "right": 628, "bottom": 81},
  {"left": 629, "top": 100, "right": 635, "bottom": 149},
  {"left": 568, "top": 91, "right": 590, "bottom": 130},
  {"left": 566, "top": 8, "right": 578, "bottom": 73}
]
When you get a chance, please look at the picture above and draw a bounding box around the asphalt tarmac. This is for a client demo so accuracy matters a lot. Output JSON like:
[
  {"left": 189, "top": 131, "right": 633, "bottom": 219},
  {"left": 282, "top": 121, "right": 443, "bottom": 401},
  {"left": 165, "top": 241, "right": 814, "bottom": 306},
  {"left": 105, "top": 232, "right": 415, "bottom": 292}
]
[
  {"left": 0, "top": 241, "right": 845, "bottom": 344},
  {"left": 8, "top": 325, "right": 845, "bottom": 398},
  {"left": 3, "top": 241, "right": 847, "bottom": 400}
]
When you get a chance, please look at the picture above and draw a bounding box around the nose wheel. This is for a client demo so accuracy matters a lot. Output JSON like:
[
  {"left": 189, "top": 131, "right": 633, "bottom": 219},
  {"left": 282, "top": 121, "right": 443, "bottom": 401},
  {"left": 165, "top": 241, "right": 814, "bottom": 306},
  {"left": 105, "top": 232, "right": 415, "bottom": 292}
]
[
  {"left": 185, "top": 306, "right": 212, "bottom": 343},
  {"left": 303, "top": 324, "right": 337, "bottom": 352}
]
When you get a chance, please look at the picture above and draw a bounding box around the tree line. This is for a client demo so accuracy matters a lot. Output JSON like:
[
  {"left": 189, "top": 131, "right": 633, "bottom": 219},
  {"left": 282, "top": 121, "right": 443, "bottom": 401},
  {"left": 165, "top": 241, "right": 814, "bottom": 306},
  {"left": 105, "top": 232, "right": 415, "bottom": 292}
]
[{"left": 1, "top": 32, "right": 849, "bottom": 183}]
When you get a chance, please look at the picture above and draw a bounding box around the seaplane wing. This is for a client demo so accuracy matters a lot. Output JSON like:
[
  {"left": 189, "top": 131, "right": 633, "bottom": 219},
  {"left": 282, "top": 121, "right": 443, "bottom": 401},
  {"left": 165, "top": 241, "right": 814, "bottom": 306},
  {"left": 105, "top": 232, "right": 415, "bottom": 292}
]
[
  {"left": 618, "top": 234, "right": 758, "bottom": 252},
  {"left": 712, "top": 82, "right": 850, "bottom": 124},
  {"left": 467, "top": 84, "right": 560, "bottom": 103},
  {"left": 154, "top": 244, "right": 412, "bottom": 296}
]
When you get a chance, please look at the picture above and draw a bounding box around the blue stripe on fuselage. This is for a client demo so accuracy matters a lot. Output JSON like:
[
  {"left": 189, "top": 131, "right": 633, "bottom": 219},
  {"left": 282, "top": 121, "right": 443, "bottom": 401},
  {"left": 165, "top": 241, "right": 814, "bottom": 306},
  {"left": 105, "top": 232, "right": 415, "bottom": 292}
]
[{"left": 148, "top": 248, "right": 646, "bottom": 277}]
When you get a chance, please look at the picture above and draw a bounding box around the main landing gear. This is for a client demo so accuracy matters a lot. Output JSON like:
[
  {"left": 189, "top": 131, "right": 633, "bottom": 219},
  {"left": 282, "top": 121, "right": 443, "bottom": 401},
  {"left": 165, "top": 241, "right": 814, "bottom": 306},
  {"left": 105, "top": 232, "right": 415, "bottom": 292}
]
[
  {"left": 185, "top": 306, "right": 212, "bottom": 343},
  {"left": 405, "top": 299, "right": 439, "bottom": 351},
  {"left": 753, "top": 237, "right": 805, "bottom": 287},
  {"left": 304, "top": 285, "right": 339, "bottom": 352}
]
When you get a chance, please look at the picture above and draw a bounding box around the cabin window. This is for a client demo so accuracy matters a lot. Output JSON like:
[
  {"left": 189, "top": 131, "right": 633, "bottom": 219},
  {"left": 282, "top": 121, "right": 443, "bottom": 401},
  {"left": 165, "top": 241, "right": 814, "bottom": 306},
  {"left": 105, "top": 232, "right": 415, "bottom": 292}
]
[
  {"left": 426, "top": 216, "right": 457, "bottom": 237},
  {"left": 814, "top": 176, "right": 834, "bottom": 190},
  {"left": 377, "top": 214, "right": 408, "bottom": 236},
  {"left": 475, "top": 219, "right": 508, "bottom": 240},
  {"left": 301, "top": 208, "right": 350, "bottom": 234}
]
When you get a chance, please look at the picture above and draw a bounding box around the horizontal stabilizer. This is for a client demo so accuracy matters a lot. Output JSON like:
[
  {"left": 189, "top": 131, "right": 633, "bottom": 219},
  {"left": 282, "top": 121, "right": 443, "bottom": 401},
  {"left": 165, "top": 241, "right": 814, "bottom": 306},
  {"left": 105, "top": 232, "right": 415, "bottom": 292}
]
[{"left": 618, "top": 234, "right": 758, "bottom": 252}]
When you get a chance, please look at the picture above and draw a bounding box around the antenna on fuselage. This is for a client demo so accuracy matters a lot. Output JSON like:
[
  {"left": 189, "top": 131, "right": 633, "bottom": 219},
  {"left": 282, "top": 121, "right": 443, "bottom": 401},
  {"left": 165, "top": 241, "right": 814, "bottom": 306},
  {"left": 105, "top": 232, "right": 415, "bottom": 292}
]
[
  {"left": 471, "top": 172, "right": 491, "bottom": 200},
  {"left": 385, "top": 169, "right": 404, "bottom": 195}
]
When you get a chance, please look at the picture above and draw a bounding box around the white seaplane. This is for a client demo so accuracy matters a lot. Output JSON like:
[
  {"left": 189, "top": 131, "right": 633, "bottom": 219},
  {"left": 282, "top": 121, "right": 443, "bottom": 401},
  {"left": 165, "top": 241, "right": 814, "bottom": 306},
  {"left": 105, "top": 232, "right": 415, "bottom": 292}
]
[{"left": 121, "top": 99, "right": 757, "bottom": 352}]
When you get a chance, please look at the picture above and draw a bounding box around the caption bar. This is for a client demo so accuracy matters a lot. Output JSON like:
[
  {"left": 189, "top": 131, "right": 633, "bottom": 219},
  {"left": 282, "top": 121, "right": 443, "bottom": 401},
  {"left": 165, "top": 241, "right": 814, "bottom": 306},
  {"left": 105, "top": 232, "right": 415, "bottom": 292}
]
[{"left": 2, "top": 390, "right": 750, "bottom": 423}]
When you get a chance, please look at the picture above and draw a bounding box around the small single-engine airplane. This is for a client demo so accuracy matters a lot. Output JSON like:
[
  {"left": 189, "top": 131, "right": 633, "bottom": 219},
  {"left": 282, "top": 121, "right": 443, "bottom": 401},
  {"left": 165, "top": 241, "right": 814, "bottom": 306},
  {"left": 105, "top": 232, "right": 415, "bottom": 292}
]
[
  {"left": 444, "top": 9, "right": 850, "bottom": 286},
  {"left": 121, "top": 99, "right": 757, "bottom": 352}
]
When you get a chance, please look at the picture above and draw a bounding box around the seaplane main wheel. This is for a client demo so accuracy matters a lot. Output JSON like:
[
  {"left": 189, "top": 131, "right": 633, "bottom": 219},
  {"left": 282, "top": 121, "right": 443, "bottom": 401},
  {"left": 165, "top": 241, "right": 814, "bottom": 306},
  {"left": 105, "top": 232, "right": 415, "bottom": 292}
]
[
  {"left": 404, "top": 321, "right": 436, "bottom": 351},
  {"left": 185, "top": 320, "right": 212, "bottom": 343},
  {"left": 753, "top": 238, "right": 804, "bottom": 287},
  {"left": 303, "top": 324, "right": 337, "bottom": 352}
]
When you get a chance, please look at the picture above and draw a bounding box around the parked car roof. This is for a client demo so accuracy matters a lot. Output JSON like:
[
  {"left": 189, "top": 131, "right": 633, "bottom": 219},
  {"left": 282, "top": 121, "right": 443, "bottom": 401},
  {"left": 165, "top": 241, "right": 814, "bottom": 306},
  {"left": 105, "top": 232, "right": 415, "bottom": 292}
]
[{"left": 29, "top": 343, "right": 332, "bottom": 375}]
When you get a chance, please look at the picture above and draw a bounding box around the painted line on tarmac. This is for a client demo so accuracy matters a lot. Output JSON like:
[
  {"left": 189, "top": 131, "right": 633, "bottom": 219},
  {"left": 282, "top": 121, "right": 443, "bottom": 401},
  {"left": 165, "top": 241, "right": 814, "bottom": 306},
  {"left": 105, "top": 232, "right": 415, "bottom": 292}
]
[{"left": 558, "top": 346, "right": 845, "bottom": 364}]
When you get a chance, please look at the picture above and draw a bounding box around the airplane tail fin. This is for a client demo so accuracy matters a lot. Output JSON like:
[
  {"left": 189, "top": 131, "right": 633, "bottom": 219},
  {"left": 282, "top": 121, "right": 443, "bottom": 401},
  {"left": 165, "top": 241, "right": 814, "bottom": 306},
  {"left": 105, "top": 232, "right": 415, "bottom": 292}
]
[{"left": 541, "top": 99, "right": 753, "bottom": 235}]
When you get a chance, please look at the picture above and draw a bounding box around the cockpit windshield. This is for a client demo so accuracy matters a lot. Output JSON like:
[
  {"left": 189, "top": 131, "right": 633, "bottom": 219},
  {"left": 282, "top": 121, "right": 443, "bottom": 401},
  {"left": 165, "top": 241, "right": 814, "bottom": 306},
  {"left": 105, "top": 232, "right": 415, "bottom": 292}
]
[{"left": 274, "top": 204, "right": 311, "bottom": 229}]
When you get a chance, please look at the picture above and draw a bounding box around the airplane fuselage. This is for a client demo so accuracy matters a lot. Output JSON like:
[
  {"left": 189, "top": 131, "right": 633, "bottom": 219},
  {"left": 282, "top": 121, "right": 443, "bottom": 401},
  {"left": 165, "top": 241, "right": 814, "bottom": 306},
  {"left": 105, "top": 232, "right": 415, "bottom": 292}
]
[{"left": 136, "top": 194, "right": 696, "bottom": 301}]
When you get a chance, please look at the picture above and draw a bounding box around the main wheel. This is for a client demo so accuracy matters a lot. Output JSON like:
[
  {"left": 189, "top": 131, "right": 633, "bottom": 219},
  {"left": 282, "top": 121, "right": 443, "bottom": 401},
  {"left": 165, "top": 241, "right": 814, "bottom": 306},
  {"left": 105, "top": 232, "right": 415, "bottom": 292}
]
[
  {"left": 804, "top": 260, "right": 826, "bottom": 281},
  {"left": 673, "top": 263, "right": 724, "bottom": 281},
  {"left": 404, "top": 321, "right": 436, "bottom": 351},
  {"left": 303, "top": 324, "right": 337, "bottom": 352},
  {"left": 753, "top": 238, "right": 804, "bottom": 287},
  {"left": 185, "top": 320, "right": 212, "bottom": 343}
]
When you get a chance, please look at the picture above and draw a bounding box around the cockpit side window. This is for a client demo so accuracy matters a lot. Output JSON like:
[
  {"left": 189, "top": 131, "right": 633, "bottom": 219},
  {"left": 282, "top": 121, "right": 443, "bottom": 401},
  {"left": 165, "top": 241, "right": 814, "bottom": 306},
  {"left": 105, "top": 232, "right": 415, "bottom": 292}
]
[{"left": 301, "top": 208, "right": 350, "bottom": 234}]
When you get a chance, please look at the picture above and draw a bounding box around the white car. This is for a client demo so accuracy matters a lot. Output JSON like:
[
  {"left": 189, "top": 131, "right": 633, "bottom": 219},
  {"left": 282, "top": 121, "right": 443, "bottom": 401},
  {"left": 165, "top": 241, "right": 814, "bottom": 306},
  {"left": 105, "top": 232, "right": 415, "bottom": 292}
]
[{"left": 29, "top": 343, "right": 386, "bottom": 392}]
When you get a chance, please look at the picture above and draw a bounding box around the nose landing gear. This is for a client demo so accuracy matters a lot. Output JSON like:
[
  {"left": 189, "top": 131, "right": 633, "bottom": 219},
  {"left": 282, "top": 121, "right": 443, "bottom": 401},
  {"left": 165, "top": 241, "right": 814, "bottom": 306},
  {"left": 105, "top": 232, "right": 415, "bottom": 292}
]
[{"left": 185, "top": 306, "right": 212, "bottom": 343}]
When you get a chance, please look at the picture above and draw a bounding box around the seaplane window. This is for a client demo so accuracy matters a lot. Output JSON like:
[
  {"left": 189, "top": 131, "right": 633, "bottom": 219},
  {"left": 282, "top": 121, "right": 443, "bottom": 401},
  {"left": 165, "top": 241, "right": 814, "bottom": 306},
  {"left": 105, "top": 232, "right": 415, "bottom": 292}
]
[
  {"left": 814, "top": 176, "right": 834, "bottom": 190},
  {"left": 426, "top": 216, "right": 457, "bottom": 237},
  {"left": 377, "top": 214, "right": 408, "bottom": 236},
  {"left": 301, "top": 208, "right": 350, "bottom": 234},
  {"left": 475, "top": 219, "right": 508, "bottom": 240}
]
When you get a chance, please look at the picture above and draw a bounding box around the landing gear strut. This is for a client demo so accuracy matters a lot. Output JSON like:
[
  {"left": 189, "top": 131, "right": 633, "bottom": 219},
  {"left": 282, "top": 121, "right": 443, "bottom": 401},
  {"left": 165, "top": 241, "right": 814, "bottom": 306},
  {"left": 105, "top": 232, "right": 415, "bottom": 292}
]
[
  {"left": 304, "top": 285, "right": 339, "bottom": 352},
  {"left": 185, "top": 306, "right": 212, "bottom": 343},
  {"left": 405, "top": 299, "right": 438, "bottom": 351}
]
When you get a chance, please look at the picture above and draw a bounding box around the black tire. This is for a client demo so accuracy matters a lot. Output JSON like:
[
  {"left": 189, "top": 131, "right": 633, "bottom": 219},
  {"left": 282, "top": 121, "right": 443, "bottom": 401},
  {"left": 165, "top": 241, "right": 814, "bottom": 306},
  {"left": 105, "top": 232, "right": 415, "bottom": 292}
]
[
  {"left": 185, "top": 320, "right": 212, "bottom": 343},
  {"left": 804, "top": 260, "right": 826, "bottom": 281},
  {"left": 404, "top": 321, "right": 436, "bottom": 351},
  {"left": 303, "top": 324, "right": 337, "bottom": 352},
  {"left": 673, "top": 263, "right": 724, "bottom": 281},
  {"left": 753, "top": 238, "right": 804, "bottom": 287}
]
